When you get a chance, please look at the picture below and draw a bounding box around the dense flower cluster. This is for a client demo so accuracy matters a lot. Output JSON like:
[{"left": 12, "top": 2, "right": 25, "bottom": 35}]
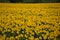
[{"left": 0, "top": 3, "right": 60, "bottom": 40}]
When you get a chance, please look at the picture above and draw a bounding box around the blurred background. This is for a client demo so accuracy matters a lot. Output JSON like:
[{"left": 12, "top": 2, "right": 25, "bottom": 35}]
[{"left": 0, "top": 0, "right": 60, "bottom": 3}]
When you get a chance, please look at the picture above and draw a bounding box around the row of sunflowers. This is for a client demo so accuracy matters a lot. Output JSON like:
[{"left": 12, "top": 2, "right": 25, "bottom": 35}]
[{"left": 0, "top": 3, "right": 60, "bottom": 40}]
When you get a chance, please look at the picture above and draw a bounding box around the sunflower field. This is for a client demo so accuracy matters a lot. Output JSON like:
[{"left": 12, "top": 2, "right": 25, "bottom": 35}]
[{"left": 0, "top": 3, "right": 60, "bottom": 40}]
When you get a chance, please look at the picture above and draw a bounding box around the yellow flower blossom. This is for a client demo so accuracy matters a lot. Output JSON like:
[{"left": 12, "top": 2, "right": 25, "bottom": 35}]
[{"left": 0, "top": 3, "right": 60, "bottom": 40}]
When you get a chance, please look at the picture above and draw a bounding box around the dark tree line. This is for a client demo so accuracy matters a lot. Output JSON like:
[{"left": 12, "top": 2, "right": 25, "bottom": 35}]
[
  {"left": 0, "top": 0, "right": 60, "bottom": 3},
  {"left": 9, "top": 0, "right": 41, "bottom": 3},
  {"left": 9, "top": 0, "right": 23, "bottom": 3}
]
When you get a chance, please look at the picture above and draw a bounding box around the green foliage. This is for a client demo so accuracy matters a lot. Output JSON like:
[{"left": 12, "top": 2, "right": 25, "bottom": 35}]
[
  {"left": 0, "top": 0, "right": 10, "bottom": 3},
  {"left": 0, "top": 0, "right": 59, "bottom": 3},
  {"left": 42, "top": 0, "right": 59, "bottom": 3}
]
